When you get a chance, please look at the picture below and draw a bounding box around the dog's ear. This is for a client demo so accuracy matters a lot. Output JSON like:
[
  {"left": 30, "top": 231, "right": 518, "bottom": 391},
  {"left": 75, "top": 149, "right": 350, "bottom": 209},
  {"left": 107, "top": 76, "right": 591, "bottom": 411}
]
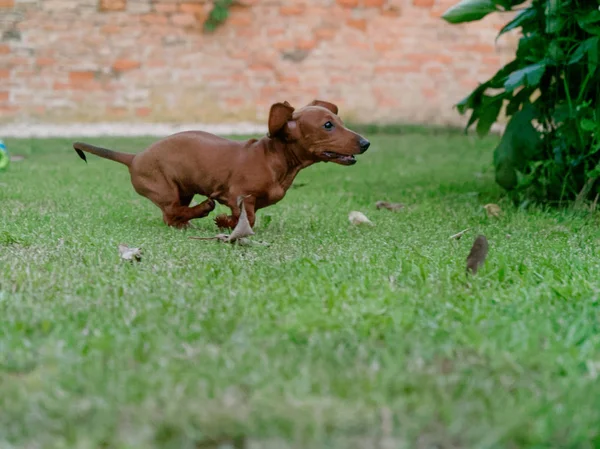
[
  {"left": 268, "top": 101, "right": 295, "bottom": 138},
  {"left": 307, "top": 99, "right": 339, "bottom": 115}
]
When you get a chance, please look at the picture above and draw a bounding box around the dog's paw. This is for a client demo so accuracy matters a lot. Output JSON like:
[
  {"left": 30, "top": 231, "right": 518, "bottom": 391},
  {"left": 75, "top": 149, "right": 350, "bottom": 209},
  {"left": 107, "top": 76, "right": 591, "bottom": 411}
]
[{"left": 215, "top": 214, "right": 236, "bottom": 230}]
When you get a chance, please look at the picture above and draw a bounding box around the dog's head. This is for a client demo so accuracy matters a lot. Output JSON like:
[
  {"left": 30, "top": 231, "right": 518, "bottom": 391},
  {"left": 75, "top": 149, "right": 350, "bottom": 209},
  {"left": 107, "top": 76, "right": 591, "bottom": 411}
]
[{"left": 267, "top": 99, "right": 370, "bottom": 166}]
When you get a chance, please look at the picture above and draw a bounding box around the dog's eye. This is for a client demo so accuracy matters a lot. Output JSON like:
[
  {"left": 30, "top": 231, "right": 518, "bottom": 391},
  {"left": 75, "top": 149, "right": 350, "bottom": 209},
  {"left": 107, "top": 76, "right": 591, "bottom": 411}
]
[{"left": 323, "top": 121, "right": 334, "bottom": 130}]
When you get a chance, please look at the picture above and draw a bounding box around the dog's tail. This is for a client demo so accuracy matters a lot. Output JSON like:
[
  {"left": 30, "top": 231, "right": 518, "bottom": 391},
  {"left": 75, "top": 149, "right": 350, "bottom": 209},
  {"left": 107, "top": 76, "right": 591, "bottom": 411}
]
[{"left": 73, "top": 141, "right": 135, "bottom": 167}]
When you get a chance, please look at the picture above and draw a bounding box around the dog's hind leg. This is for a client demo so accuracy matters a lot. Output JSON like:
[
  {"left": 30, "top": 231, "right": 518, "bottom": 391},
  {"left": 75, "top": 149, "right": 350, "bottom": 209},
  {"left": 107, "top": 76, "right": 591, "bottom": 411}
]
[
  {"left": 162, "top": 199, "right": 216, "bottom": 229},
  {"left": 214, "top": 196, "right": 256, "bottom": 230}
]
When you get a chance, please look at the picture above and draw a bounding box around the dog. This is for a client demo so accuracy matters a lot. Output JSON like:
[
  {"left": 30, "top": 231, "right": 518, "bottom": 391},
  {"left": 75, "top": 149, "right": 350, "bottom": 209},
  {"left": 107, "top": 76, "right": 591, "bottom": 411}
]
[{"left": 73, "top": 99, "right": 370, "bottom": 229}]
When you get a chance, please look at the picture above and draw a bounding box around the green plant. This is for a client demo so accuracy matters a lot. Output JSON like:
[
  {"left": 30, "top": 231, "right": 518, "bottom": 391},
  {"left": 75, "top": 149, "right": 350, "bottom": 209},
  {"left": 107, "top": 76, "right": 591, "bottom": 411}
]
[
  {"left": 443, "top": 0, "right": 600, "bottom": 205},
  {"left": 203, "top": 0, "right": 233, "bottom": 32}
]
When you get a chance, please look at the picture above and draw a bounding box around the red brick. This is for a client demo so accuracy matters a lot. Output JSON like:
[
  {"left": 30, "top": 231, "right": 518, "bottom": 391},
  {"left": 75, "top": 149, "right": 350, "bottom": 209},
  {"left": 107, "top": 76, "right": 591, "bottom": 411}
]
[
  {"left": 69, "top": 71, "right": 95, "bottom": 82},
  {"left": 278, "top": 75, "right": 300, "bottom": 85},
  {"left": 171, "top": 13, "right": 196, "bottom": 26},
  {"left": 248, "top": 62, "right": 272, "bottom": 71},
  {"left": 99, "top": 0, "right": 126, "bottom": 11},
  {"left": 453, "top": 44, "right": 496, "bottom": 53},
  {"left": 136, "top": 107, "right": 151, "bottom": 117},
  {"left": 336, "top": 0, "right": 358, "bottom": 7},
  {"left": 141, "top": 14, "right": 169, "bottom": 24},
  {"left": 406, "top": 53, "right": 432, "bottom": 64},
  {"left": 55, "top": 81, "right": 101, "bottom": 90},
  {"left": 108, "top": 106, "right": 127, "bottom": 116},
  {"left": 280, "top": 5, "right": 304, "bottom": 15},
  {"left": 315, "top": 28, "right": 336, "bottom": 40},
  {"left": 331, "top": 75, "right": 352, "bottom": 83},
  {"left": 154, "top": 2, "right": 178, "bottom": 13},
  {"left": 363, "top": 0, "right": 384, "bottom": 6},
  {"left": 297, "top": 39, "right": 317, "bottom": 50},
  {"left": 382, "top": 5, "right": 401, "bottom": 16},
  {"left": 273, "top": 40, "right": 294, "bottom": 51},
  {"left": 225, "top": 97, "right": 245, "bottom": 107},
  {"left": 349, "top": 39, "right": 369, "bottom": 49},
  {"left": 228, "top": 10, "right": 252, "bottom": 27},
  {"left": 431, "top": 54, "right": 453, "bottom": 64},
  {"left": 235, "top": 28, "right": 254, "bottom": 38},
  {"left": 179, "top": 3, "right": 204, "bottom": 14},
  {"left": 426, "top": 66, "right": 444, "bottom": 75},
  {"left": 422, "top": 87, "right": 437, "bottom": 99},
  {"left": 0, "top": 45, "right": 10, "bottom": 55},
  {"left": 267, "top": 28, "right": 285, "bottom": 36},
  {"left": 0, "top": 92, "right": 9, "bottom": 103},
  {"left": 147, "top": 59, "right": 166, "bottom": 67},
  {"left": 101, "top": 25, "right": 122, "bottom": 34},
  {"left": 374, "top": 65, "right": 412, "bottom": 74},
  {"left": 413, "top": 0, "right": 434, "bottom": 7},
  {"left": 0, "top": 105, "right": 19, "bottom": 115},
  {"left": 9, "top": 57, "right": 29, "bottom": 67},
  {"left": 0, "top": 70, "right": 9, "bottom": 79},
  {"left": 112, "top": 59, "right": 141, "bottom": 71},
  {"left": 347, "top": 19, "right": 366, "bottom": 31},
  {"left": 229, "top": 50, "right": 250, "bottom": 59},
  {"left": 482, "top": 56, "right": 501, "bottom": 65},
  {"left": 374, "top": 42, "right": 393, "bottom": 52},
  {"left": 36, "top": 57, "right": 55, "bottom": 67},
  {"left": 0, "top": 0, "right": 15, "bottom": 7},
  {"left": 53, "top": 82, "right": 70, "bottom": 90}
]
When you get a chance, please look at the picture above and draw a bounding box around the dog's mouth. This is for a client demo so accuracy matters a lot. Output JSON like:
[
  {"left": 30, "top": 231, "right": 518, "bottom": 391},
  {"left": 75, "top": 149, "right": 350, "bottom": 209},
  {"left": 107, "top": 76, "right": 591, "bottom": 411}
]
[{"left": 322, "top": 151, "right": 357, "bottom": 165}]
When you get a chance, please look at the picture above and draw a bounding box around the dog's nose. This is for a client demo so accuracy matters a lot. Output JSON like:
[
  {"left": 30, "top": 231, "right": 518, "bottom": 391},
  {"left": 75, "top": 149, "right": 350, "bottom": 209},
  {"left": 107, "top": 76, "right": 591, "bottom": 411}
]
[{"left": 359, "top": 138, "right": 370, "bottom": 153}]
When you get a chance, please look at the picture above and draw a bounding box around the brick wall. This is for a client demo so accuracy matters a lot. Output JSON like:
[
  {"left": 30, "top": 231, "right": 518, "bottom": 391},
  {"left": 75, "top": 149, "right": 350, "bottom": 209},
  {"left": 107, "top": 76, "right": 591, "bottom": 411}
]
[{"left": 0, "top": 0, "right": 519, "bottom": 126}]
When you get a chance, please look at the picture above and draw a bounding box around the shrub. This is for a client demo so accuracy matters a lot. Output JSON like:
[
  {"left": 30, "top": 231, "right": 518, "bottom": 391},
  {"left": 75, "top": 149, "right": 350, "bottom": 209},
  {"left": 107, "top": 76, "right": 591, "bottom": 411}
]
[
  {"left": 443, "top": 0, "right": 600, "bottom": 206},
  {"left": 204, "top": 0, "right": 233, "bottom": 32}
]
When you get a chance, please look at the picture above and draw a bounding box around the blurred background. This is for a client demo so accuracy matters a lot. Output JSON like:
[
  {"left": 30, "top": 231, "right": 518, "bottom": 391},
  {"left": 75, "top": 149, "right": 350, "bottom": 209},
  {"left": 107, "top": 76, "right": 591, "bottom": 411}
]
[{"left": 0, "top": 0, "right": 518, "bottom": 129}]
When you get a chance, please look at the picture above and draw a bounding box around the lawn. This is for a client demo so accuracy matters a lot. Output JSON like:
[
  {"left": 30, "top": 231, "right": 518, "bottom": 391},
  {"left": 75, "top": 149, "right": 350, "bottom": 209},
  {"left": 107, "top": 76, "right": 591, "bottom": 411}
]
[{"left": 1, "top": 131, "right": 600, "bottom": 448}]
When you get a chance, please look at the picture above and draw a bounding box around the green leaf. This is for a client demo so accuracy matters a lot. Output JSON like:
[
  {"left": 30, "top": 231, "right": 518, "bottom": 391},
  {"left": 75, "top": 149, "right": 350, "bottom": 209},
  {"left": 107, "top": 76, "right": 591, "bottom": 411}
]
[
  {"left": 515, "top": 33, "right": 545, "bottom": 62},
  {"left": 476, "top": 96, "right": 504, "bottom": 137},
  {"left": 441, "top": 0, "right": 497, "bottom": 24},
  {"left": 487, "top": 60, "right": 520, "bottom": 88},
  {"left": 580, "top": 118, "right": 597, "bottom": 132},
  {"left": 552, "top": 103, "right": 572, "bottom": 123},
  {"left": 506, "top": 87, "right": 533, "bottom": 117},
  {"left": 569, "top": 37, "right": 599, "bottom": 64},
  {"left": 545, "top": 0, "right": 564, "bottom": 34},
  {"left": 504, "top": 62, "right": 547, "bottom": 92},
  {"left": 497, "top": 8, "right": 536, "bottom": 38},
  {"left": 456, "top": 83, "right": 487, "bottom": 115},
  {"left": 577, "top": 10, "right": 600, "bottom": 34},
  {"left": 546, "top": 40, "right": 564, "bottom": 63},
  {"left": 588, "top": 40, "right": 599, "bottom": 76},
  {"left": 494, "top": 104, "right": 541, "bottom": 190}
]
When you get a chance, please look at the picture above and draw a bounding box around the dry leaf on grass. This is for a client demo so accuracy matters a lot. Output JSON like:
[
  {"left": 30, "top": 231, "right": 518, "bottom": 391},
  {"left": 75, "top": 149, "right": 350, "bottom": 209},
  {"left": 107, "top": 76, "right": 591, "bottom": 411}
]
[
  {"left": 118, "top": 244, "right": 142, "bottom": 262},
  {"left": 349, "top": 211, "right": 374, "bottom": 226},
  {"left": 449, "top": 228, "right": 470, "bottom": 240},
  {"left": 189, "top": 195, "right": 261, "bottom": 245},
  {"left": 228, "top": 196, "right": 255, "bottom": 241},
  {"left": 375, "top": 201, "right": 404, "bottom": 211},
  {"left": 484, "top": 203, "right": 502, "bottom": 218},
  {"left": 466, "top": 235, "right": 488, "bottom": 275}
]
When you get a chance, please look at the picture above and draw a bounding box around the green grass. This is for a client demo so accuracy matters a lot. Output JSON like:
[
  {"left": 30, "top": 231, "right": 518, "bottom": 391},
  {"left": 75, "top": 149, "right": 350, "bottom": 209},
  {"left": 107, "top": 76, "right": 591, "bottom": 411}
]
[{"left": 1, "top": 132, "right": 600, "bottom": 449}]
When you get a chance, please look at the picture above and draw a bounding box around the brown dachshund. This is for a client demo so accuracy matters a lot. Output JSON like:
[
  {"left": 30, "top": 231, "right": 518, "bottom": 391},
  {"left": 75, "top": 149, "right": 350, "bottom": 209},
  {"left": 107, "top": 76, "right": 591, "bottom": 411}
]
[{"left": 73, "top": 99, "right": 370, "bottom": 229}]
